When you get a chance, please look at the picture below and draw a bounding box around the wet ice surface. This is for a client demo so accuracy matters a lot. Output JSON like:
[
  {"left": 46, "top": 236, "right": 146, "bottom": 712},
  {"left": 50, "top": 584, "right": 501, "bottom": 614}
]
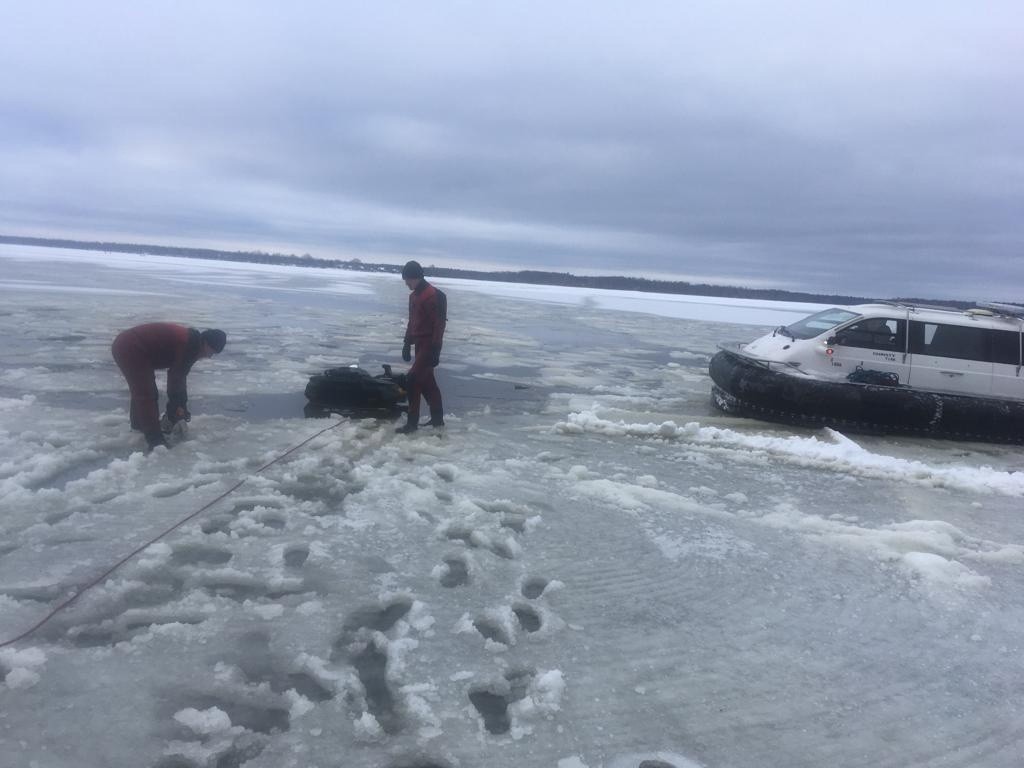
[{"left": 2, "top": 246, "right": 1024, "bottom": 768}]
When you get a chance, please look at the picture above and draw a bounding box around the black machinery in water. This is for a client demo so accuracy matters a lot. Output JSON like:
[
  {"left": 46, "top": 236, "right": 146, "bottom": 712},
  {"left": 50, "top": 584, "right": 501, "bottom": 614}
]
[{"left": 304, "top": 364, "right": 408, "bottom": 416}]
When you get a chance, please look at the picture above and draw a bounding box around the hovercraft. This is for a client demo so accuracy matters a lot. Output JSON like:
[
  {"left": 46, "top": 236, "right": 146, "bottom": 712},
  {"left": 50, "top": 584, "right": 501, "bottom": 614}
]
[
  {"left": 708, "top": 301, "right": 1024, "bottom": 443},
  {"left": 304, "top": 364, "right": 408, "bottom": 414}
]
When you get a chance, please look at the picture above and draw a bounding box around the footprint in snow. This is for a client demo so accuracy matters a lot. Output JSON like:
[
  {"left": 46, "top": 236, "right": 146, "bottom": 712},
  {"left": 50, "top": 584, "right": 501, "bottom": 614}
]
[
  {"left": 170, "top": 542, "right": 233, "bottom": 566},
  {"left": 283, "top": 543, "right": 309, "bottom": 568},
  {"left": 512, "top": 604, "right": 542, "bottom": 633},
  {"left": 438, "top": 554, "right": 470, "bottom": 587},
  {"left": 330, "top": 598, "right": 414, "bottom": 735},
  {"left": 468, "top": 668, "right": 535, "bottom": 735},
  {"left": 521, "top": 576, "right": 549, "bottom": 599}
]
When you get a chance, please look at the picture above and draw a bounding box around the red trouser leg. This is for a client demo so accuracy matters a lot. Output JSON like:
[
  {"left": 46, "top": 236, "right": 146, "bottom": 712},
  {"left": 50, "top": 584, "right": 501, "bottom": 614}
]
[
  {"left": 111, "top": 334, "right": 160, "bottom": 434},
  {"left": 408, "top": 342, "right": 444, "bottom": 423}
]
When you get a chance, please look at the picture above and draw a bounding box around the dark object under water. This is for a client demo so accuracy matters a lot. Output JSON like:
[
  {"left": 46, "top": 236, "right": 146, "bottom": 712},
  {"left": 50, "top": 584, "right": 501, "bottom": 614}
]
[{"left": 304, "top": 364, "right": 408, "bottom": 416}]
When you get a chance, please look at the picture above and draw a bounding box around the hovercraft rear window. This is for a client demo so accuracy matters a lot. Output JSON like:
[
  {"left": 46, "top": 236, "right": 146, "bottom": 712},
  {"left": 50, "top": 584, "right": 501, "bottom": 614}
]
[{"left": 783, "top": 308, "right": 860, "bottom": 339}]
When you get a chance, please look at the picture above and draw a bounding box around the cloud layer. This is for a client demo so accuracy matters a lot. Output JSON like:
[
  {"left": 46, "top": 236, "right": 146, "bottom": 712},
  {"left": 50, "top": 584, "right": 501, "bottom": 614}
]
[{"left": 2, "top": 1, "right": 1022, "bottom": 299}]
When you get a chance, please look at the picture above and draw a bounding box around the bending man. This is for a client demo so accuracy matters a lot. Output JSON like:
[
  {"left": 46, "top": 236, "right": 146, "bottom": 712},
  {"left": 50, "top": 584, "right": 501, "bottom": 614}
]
[
  {"left": 111, "top": 323, "right": 227, "bottom": 450},
  {"left": 397, "top": 260, "right": 446, "bottom": 434}
]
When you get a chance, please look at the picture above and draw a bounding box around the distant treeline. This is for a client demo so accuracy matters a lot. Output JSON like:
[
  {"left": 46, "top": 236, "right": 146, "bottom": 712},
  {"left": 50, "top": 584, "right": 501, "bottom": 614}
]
[{"left": 0, "top": 234, "right": 979, "bottom": 309}]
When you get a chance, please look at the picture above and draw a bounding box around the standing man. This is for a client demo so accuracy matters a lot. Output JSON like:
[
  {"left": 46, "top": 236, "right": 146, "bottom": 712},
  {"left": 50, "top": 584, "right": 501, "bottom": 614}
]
[
  {"left": 398, "top": 260, "right": 446, "bottom": 434},
  {"left": 111, "top": 323, "right": 227, "bottom": 451}
]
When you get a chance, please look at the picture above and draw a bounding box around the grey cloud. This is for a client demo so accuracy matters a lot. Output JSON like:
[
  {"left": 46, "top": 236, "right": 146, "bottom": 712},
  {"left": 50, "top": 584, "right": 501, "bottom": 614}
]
[{"left": 1, "top": 1, "right": 1022, "bottom": 301}]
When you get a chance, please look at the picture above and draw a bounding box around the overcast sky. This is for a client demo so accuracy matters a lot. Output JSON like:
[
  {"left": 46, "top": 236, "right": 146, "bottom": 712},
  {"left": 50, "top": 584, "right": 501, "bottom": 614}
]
[{"left": 2, "top": 2, "right": 1022, "bottom": 300}]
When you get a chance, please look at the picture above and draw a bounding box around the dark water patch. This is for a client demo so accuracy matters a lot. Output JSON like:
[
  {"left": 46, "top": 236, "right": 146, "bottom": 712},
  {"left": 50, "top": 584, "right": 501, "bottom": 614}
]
[
  {"left": 445, "top": 368, "right": 549, "bottom": 416},
  {"left": 304, "top": 361, "right": 552, "bottom": 421},
  {"left": 200, "top": 392, "right": 309, "bottom": 422}
]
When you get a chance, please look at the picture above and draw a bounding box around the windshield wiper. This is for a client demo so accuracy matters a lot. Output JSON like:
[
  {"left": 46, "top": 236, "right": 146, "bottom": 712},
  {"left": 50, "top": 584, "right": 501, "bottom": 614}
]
[{"left": 774, "top": 325, "right": 796, "bottom": 341}]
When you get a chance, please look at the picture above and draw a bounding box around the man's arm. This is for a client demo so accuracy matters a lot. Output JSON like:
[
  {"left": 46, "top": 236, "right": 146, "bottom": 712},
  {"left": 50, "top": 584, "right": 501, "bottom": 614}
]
[{"left": 166, "top": 345, "right": 190, "bottom": 415}]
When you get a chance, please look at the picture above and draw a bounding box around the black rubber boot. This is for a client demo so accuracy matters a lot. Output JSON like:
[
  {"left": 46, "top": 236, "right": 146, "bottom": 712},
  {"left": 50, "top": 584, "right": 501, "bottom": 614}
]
[
  {"left": 395, "top": 422, "right": 418, "bottom": 435},
  {"left": 145, "top": 431, "right": 168, "bottom": 451},
  {"left": 428, "top": 409, "right": 445, "bottom": 427}
]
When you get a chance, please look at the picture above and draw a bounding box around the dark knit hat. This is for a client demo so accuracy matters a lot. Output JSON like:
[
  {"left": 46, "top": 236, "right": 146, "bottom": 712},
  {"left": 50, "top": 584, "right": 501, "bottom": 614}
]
[
  {"left": 401, "top": 260, "right": 424, "bottom": 280},
  {"left": 201, "top": 328, "right": 227, "bottom": 353}
]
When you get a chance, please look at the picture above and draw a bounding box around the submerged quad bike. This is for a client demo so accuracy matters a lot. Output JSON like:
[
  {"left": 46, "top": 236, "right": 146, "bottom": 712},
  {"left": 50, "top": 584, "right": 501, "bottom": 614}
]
[{"left": 304, "top": 364, "right": 409, "bottom": 415}]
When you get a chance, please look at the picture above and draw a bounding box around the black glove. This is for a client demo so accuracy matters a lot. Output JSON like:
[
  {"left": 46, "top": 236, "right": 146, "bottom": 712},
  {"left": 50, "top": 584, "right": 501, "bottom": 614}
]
[
  {"left": 431, "top": 343, "right": 441, "bottom": 367},
  {"left": 402, "top": 342, "right": 412, "bottom": 362}
]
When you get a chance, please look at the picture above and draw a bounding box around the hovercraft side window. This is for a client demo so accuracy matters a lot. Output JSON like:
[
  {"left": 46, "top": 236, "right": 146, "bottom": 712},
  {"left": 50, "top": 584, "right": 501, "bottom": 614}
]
[
  {"left": 783, "top": 308, "right": 860, "bottom": 340},
  {"left": 833, "top": 318, "right": 905, "bottom": 352},
  {"left": 909, "top": 321, "right": 1021, "bottom": 364}
]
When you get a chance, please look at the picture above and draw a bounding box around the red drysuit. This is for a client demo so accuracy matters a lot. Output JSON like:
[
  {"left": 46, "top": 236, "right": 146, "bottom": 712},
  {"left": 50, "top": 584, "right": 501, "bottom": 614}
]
[
  {"left": 111, "top": 323, "right": 201, "bottom": 436},
  {"left": 403, "top": 282, "right": 446, "bottom": 424}
]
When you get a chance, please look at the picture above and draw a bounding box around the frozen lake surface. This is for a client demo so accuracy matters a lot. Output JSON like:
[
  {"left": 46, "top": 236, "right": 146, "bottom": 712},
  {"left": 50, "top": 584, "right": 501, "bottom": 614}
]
[{"left": 2, "top": 245, "right": 1023, "bottom": 768}]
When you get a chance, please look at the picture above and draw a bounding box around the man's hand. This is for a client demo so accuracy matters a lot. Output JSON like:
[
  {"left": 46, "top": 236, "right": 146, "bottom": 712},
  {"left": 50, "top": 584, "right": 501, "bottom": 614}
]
[
  {"left": 402, "top": 342, "right": 412, "bottom": 362},
  {"left": 431, "top": 344, "right": 441, "bottom": 367}
]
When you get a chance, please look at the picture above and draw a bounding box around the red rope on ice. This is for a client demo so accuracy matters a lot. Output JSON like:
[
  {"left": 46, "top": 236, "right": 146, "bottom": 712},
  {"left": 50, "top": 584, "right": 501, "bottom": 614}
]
[{"left": 0, "top": 419, "right": 344, "bottom": 649}]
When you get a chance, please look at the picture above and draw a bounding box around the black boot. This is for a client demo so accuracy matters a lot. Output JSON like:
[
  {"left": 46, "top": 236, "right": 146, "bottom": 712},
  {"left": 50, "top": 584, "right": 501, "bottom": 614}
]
[
  {"left": 145, "top": 431, "right": 168, "bottom": 451},
  {"left": 395, "top": 421, "right": 418, "bottom": 435},
  {"left": 428, "top": 409, "right": 445, "bottom": 427}
]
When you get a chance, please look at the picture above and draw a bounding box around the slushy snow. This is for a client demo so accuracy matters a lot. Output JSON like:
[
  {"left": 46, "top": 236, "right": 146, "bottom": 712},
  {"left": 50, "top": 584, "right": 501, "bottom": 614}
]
[{"left": 2, "top": 244, "right": 1024, "bottom": 768}]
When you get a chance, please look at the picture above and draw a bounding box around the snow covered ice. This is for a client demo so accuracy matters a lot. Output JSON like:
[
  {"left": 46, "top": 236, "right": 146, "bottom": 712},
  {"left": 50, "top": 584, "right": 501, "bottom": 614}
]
[{"left": 2, "top": 244, "right": 1024, "bottom": 768}]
